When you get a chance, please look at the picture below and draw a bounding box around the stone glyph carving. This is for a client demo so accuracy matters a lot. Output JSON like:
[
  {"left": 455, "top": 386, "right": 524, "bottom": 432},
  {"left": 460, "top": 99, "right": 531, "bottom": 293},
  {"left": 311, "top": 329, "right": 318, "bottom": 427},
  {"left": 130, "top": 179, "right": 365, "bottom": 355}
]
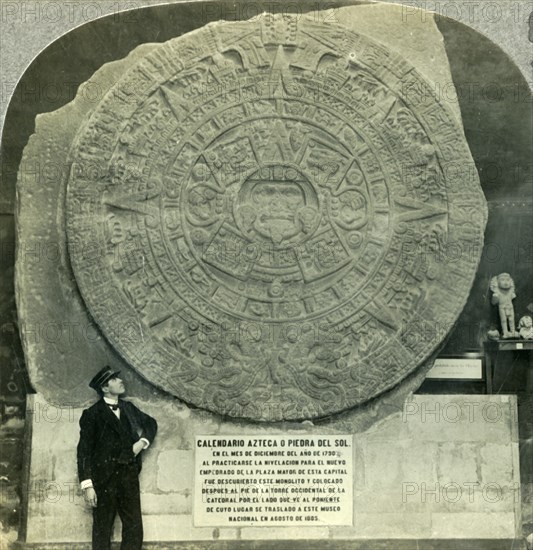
[
  {"left": 490, "top": 273, "right": 518, "bottom": 339},
  {"left": 518, "top": 315, "right": 533, "bottom": 339},
  {"left": 64, "top": 15, "right": 487, "bottom": 421}
]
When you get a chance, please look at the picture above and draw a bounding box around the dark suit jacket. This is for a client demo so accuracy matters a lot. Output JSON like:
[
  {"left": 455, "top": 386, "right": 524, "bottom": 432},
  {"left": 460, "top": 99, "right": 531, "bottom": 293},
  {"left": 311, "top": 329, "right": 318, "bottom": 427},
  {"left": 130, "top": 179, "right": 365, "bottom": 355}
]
[{"left": 77, "top": 399, "right": 157, "bottom": 487}]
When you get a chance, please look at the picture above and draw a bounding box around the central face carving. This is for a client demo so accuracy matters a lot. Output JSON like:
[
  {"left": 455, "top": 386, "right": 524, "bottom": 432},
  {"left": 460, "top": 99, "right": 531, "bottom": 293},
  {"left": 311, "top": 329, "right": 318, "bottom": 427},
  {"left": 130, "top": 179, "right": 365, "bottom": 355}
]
[{"left": 236, "top": 164, "right": 319, "bottom": 245}]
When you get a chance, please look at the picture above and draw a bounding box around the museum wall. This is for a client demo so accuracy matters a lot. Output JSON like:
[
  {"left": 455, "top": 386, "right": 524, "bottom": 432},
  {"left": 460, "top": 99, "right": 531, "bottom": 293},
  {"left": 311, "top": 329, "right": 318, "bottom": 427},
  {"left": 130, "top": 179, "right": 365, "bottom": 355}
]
[{"left": 435, "top": 16, "right": 532, "bottom": 354}]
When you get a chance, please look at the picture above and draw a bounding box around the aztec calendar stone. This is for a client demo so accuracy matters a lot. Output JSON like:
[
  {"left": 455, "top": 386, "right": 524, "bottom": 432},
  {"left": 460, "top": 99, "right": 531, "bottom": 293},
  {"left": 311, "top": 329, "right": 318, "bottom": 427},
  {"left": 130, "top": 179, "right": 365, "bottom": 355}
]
[{"left": 66, "top": 15, "right": 486, "bottom": 421}]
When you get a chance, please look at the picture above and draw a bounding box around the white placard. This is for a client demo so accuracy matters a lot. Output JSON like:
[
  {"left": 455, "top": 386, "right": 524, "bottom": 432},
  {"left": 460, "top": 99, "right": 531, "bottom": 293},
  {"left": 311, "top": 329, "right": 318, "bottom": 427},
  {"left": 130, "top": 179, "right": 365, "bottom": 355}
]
[
  {"left": 194, "top": 435, "right": 353, "bottom": 527},
  {"left": 426, "top": 358, "right": 482, "bottom": 379}
]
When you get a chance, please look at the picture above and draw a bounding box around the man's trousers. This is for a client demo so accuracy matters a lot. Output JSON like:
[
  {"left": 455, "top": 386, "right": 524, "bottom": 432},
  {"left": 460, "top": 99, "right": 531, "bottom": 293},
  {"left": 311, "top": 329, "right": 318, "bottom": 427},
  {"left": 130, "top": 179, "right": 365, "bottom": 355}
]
[{"left": 92, "top": 463, "right": 143, "bottom": 550}]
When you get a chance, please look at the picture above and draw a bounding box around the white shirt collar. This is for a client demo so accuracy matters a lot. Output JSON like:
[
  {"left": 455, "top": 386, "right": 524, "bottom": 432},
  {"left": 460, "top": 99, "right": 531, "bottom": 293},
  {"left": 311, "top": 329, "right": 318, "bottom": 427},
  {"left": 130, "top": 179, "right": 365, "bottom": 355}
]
[{"left": 103, "top": 396, "right": 119, "bottom": 406}]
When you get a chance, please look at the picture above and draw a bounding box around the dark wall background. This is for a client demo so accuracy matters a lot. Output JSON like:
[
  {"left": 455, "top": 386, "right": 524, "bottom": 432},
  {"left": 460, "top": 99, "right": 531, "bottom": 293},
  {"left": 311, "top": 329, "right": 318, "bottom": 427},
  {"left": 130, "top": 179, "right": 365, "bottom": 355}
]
[{"left": 436, "top": 16, "right": 532, "bottom": 354}]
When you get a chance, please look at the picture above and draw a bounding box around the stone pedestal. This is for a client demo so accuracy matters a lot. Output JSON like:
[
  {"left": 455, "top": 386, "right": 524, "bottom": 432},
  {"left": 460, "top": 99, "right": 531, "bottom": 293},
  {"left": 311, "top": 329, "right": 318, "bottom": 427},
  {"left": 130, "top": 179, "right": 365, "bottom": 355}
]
[{"left": 25, "top": 394, "right": 521, "bottom": 543}]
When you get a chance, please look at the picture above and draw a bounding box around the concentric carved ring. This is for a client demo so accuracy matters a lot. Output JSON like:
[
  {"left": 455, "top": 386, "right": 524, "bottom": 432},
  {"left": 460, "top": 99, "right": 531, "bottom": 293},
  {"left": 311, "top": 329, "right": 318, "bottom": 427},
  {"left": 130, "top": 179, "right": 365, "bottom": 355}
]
[{"left": 66, "top": 15, "right": 486, "bottom": 421}]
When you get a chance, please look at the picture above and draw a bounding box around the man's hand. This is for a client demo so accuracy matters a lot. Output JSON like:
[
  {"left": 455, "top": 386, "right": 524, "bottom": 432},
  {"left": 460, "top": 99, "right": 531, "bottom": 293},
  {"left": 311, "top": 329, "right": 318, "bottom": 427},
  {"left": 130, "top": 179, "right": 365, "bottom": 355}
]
[
  {"left": 83, "top": 487, "right": 97, "bottom": 508},
  {"left": 132, "top": 440, "right": 146, "bottom": 456}
]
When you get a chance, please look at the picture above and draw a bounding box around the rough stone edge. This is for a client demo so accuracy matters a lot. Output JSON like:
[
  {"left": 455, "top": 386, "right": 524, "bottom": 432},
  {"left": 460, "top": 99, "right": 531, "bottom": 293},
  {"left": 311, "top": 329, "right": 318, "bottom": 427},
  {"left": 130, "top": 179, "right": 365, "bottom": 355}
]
[{"left": 15, "top": 42, "right": 165, "bottom": 405}]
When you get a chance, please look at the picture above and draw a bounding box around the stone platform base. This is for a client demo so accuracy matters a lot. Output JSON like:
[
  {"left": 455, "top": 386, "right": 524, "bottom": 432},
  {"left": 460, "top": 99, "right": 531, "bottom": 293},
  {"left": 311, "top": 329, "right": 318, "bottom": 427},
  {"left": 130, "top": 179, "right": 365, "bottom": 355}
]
[
  {"left": 12, "top": 539, "right": 529, "bottom": 550},
  {"left": 22, "top": 394, "right": 523, "bottom": 545}
]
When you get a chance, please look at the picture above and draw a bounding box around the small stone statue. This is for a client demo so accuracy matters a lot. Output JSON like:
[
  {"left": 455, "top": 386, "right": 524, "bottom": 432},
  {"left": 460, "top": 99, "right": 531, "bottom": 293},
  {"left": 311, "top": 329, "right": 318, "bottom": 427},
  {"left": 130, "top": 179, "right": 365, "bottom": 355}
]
[
  {"left": 518, "top": 315, "right": 533, "bottom": 339},
  {"left": 490, "top": 273, "right": 518, "bottom": 338}
]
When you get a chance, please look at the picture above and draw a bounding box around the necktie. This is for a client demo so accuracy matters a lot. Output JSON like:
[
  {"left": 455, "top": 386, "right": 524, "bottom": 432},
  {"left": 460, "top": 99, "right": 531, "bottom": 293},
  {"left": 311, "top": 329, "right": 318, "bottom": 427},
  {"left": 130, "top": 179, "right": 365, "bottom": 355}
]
[{"left": 108, "top": 403, "right": 119, "bottom": 411}]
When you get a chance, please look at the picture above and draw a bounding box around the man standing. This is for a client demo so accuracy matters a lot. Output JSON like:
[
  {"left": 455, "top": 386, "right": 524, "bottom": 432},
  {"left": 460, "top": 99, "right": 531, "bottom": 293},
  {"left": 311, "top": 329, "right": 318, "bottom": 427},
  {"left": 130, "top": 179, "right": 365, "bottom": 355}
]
[{"left": 77, "top": 366, "right": 157, "bottom": 550}]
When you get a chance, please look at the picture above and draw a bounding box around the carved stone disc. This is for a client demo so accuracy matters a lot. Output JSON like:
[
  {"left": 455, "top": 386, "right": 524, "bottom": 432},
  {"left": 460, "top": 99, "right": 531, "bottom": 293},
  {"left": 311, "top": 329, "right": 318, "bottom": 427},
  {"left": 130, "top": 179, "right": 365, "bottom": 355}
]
[{"left": 66, "top": 16, "right": 486, "bottom": 421}]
